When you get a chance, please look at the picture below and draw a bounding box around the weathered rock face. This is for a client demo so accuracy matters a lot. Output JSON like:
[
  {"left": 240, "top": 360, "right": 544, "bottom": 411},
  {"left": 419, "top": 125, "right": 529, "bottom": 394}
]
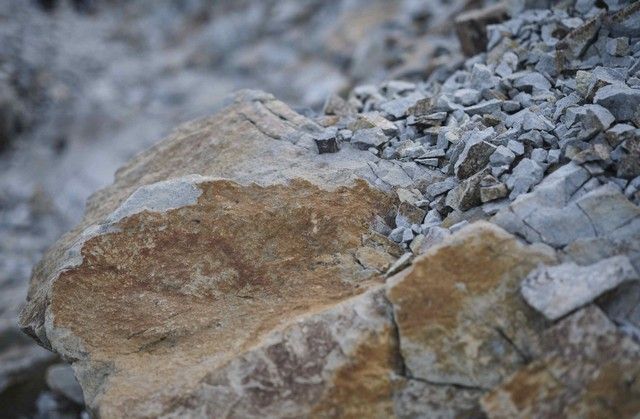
[
  {"left": 387, "top": 222, "right": 556, "bottom": 389},
  {"left": 164, "top": 287, "right": 399, "bottom": 419},
  {"left": 19, "top": 92, "right": 402, "bottom": 417},
  {"left": 481, "top": 306, "right": 640, "bottom": 418}
]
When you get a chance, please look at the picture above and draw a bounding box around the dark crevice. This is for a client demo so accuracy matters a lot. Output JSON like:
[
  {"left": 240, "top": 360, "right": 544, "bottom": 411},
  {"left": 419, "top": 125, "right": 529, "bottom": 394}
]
[
  {"left": 575, "top": 201, "right": 599, "bottom": 237},
  {"left": 382, "top": 294, "right": 485, "bottom": 392},
  {"left": 238, "top": 112, "right": 281, "bottom": 141},
  {"left": 494, "top": 326, "right": 532, "bottom": 364},
  {"left": 383, "top": 294, "right": 407, "bottom": 378}
]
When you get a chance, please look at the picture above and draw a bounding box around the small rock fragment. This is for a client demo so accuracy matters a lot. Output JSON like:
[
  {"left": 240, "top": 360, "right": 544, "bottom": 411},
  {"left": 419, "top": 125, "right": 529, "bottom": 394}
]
[
  {"left": 351, "top": 128, "right": 388, "bottom": 150},
  {"left": 425, "top": 178, "right": 459, "bottom": 199},
  {"left": 507, "top": 139, "right": 525, "bottom": 156},
  {"left": 446, "top": 168, "right": 490, "bottom": 211},
  {"left": 480, "top": 176, "right": 508, "bottom": 203},
  {"left": 323, "top": 94, "right": 356, "bottom": 117},
  {"left": 314, "top": 132, "right": 340, "bottom": 154},
  {"left": 606, "top": 37, "right": 629, "bottom": 56},
  {"left": 455, "top": 3, "right": 508, "bottom": 56},
  {"left": 506, "top": 158, "right": 545, "bottom": 199},
  {"left": 512, "top": 72, "right": 551, "bottom": 92},
  {"left": 386, "top": 252, "right": 413, "bottom": 277},
  {"left": 349, "top": 112, "right": 398, "bottom": 136},
  {"left": 593, "top": 85, "right": 640, "bottom": 122},
  {"left": 454, "top": 139, "right": 497, "bottom": 179},
  {"left": 453, "top": 88, "right": 482, "bottom": 106}
]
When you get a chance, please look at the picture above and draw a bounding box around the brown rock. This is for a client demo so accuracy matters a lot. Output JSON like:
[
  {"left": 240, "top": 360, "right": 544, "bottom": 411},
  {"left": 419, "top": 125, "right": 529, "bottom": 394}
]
[
  {"left": 167, "top": 287, "right": 399, "bottom": 419},
  {"left": 394, "top": 378, "right": 484, "bottom": 418},
  {"left": 556, "top": 13, "right": 602, "bottom": 70},
  {"left": 386, "top": 221, "right": 556, "bottom": 388},
  {"left": 481, "top": 306, "right": 640, "bottom": 418},
  {"left": 445, "top": 167, "right": 490, "bottom": 211},
  {"left": 19, "top": 91, "right": 400, "bottom": 417},
  {"left": 455, "top": 2, "right": 509, "bottom": 56}
]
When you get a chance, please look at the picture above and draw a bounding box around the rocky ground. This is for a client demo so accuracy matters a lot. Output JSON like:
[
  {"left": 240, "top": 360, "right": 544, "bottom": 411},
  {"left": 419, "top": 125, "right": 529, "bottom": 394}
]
[
  {"left": 4, "top": 0, "right": 640, "bottom": 417},
  {"left": 0, "top": 0, "right": 480, "bottom": 416}
]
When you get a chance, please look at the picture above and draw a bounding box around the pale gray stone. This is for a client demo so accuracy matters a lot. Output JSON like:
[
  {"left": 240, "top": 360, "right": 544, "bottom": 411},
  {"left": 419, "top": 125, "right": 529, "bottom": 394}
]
[
  {"left": 511, "top": 72, "right": 551, "bottom": 92},
  {"left": 522, "top": 110, "right": 554, "bottom": 132},
  {"left": 593, "top": 85, "right": 640, "bottom": 122},
  {"left": 415, "top": 158, "right": 440, "bottom": 167},
  {"left": 453, "top": 88, "right": 482, "bottom": 106},
  {"left": 547, "top": 149, "right": 561, "bottom": 164},
  {"left": 506, "top": 158, "right": 544, "bottom": 199},
  {"left": 380, "top": 92, "right": 425, "bottom": 119},
  {"left": 420, "top": 149, "right": 446, "bottom": 159},
  {"left": 464, "top": 99, "right": 502, "bottom": 116},
  {"left": 425, "top": 178, "right": 459, "bottom": 199},
  {"left": 107, "top": 176, "right": 205, "bottom": 224},
  {"left": 46, "top": 363, "right": 84, "bottom": 405},
  {"left": 553, "top": 92, "right": 582, "bottom": 121},
  {"left": 531, "top": 148, "right": 547, "bottom": 165},
  {"left": 606, "top": 37, "right": 629, "bottom": 57},
  {"left": 390, "top": 227, "right": 406, "bottom": 243},
  {"left": 470, "top": 63, "right": 499, "bottom": 92},
  {"left": 522, "top": 256, "right": 638, "bottom": 320},
  {"left": 402, "top": 228, "right": 415, "bottom": 243},
  {"left": 495, "top": 52, "right": 519, "bottom": 78},
  {"left": 422, "top": 209, "right": 442, "bottom": 227},
  {"left": 351, "top": 128, "right": 388, "bottom": 150},
  {"left": 490, "top": 145, "right": 516, "bottom": 167},
  {"left": 575, "top": 184, "right": 640, "bottom": 236},
  {"left": 507, "top": 140, "right": 525, "bottom": 156},
  {"left": 502, "top": 100, "right": 521, "bottom": 113}
]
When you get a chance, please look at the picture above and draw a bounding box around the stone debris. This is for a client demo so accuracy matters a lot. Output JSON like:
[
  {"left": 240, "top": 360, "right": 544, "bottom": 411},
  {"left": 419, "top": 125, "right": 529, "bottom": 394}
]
[
  {"left": 351, "top": 127, "right": 388, "bottom": 150},
  {"left": 314, "top": 130, "right": 340, "bottom": 154},
  {"left": 593, "top": 84, "right": 640, "bottom": 122},
  {"left": 349, "top": 112, "right": 398, "bottom": 136},
  {"left": 454, "top": 139, "right": 497, "bottom": 179},
  {"left": 480, "top": 175, "right": 508, "bottom": 203},
  {"left": 506, "top": 158, "right": 544, "bottom": 199}
]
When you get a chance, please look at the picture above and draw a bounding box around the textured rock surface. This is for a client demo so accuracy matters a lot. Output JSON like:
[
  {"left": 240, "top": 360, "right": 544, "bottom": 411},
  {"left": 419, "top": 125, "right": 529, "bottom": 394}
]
[
  {"left": 386, "top": 222, "right": 556, "bottom": 388},
  {"left": 19, "top": 94, "right": 402, "bottom": 417},
  {"left": 481, "top": 306, "right": 640, "bottom": 418}
]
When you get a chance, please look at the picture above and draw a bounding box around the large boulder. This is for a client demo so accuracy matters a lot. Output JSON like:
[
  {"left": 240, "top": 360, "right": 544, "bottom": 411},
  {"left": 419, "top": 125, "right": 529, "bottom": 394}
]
[{"left": 19, "top": 92, "right": 402, "bottom": 417}]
